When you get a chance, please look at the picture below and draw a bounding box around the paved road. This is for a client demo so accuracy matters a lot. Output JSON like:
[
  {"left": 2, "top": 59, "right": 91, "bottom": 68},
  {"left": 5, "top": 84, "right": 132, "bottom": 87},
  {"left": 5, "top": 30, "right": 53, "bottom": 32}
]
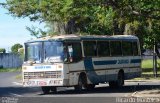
[{"left": 0, "top": 72, "right": 160, "bottom": 103}]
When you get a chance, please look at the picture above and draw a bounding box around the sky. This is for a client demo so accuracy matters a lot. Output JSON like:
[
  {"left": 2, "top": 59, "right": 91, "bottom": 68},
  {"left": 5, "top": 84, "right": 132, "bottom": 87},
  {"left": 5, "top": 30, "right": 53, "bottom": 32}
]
[{"left": 0, "top": 0, "right": 45, "bottom": 52}]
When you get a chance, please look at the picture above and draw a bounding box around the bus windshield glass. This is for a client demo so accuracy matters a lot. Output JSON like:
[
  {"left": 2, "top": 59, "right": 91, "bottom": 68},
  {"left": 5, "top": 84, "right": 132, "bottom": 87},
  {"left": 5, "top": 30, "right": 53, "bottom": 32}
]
[
  {"left": 44, "top": 41, "right": 64, "bottom": 63},
  {"left": 25, "top": 41, "right": 66, "bottom": 63},
  {"left": 25, "top": 42, "right": 42, "bottom": 63}
]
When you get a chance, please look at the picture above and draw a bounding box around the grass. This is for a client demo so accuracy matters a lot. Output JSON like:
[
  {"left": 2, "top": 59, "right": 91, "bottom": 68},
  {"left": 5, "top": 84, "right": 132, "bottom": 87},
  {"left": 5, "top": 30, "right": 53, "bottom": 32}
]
[
  {"left": 141, "top": 59, "right": 160, "bottom": 74},
  {"left": 0, "top": 68, "right": 21, "bottom": 72},
  {"left": 133, "top": 77, "right": 160, "bottom": 80},
  {"left": 132, "top": 59, "right": 160, "bottom": 80},
  {"left": 0, "top": 68, "right": 22, "bottom": 80},
  {"left": 141, "top": 59, "right": 160, "bottom": 69},
  {"left": 142, "top": 71, "right": 160, "bottom": 74}
]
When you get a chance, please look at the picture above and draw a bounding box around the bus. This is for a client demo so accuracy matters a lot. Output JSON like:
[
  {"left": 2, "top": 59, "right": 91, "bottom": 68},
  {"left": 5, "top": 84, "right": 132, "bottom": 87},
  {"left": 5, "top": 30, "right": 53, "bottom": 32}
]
[{"left": 22, "top": 35, "right": 141, "bottom": 94}]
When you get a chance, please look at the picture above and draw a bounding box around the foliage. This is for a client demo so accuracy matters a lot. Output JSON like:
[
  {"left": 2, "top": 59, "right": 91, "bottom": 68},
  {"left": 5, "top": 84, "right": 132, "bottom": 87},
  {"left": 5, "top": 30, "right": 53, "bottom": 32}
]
[
  {"left": 0, "top": 68, "right": 21, "bottom": 72},
  {"left": 1, "top": 0, "right": 160, "bottom": 53},
  {"left": 18, "top": 48, "right": 24, "bottom": 59},
  {"left": 11, "top": 43, "right": 23, "bottom": 54},
  {"left": 0, "top": 48, "right": 6, "bottom": 53},
  {"left": 26, "top": 26, "right": 47, "bottom": 38},
  {"left": 3, "top": 0, "right": 116, "bottom": 35}
]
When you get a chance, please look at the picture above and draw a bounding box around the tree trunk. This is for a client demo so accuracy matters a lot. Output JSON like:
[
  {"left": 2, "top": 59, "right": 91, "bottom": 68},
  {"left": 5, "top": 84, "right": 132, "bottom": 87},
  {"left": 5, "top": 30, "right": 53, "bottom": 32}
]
[
  {"left": 113, "top": 20, "right": 119, "bottom": 35},
  {"left": 53, "top": 22, "right": 66, "bottom": 35},
  {"left": 65, "top": 16, "right": 82, "bottom": 34},
  {"left": 113, "top": 20, "right": 125, "bottom": 35}
]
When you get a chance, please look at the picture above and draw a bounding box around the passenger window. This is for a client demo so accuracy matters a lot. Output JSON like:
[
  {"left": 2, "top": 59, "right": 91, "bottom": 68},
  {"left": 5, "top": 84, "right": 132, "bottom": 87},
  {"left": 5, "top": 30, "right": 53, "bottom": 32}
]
[
  {"left": 110, "top": 41, "right": 122, "bottom": 56},
  {"left": 97, "top": 41, "right": 110, "bottom": 56},
  {"left": 83, "top": 41, "right": 97, "bottom": 57},
  {"left": 133, "top": 42, "right": 139, "bottom": 56},
  {"left": 64, "top": 42, "right": 82, "bottom": 63},
  {"left": 122, "top": 41, "right": 133, "bottom": 56}
]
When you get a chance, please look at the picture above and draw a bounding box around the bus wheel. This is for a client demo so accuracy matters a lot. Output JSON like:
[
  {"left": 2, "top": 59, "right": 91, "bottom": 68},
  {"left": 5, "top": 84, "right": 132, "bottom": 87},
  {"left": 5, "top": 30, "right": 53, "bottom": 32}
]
[
  {"left": 50, "top": 87, "right": 57, "bottom": 93},
  {"left": 41, "top": 86, "right": 50, "bottom": 94},
  {"left": 117, "top": 71, "right": 124, "bottom": 87},
  {"left": 74, "top": 76, "right": 83, "bottom": 91},
  {"left": 74, "top": 74, "right": 87, "bottom": 91},
  {"left": 109, "top": 71, "right": 124, "bottom": 88}
]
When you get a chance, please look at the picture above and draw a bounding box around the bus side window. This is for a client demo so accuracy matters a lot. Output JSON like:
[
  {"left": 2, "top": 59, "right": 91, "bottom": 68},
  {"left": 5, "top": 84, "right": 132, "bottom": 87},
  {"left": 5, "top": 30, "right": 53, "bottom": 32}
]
[
  {"left": 67, "top": 42, "right": 82, "bottom": 63},
  {"left": 83, "top": 41, "right": 97, "bottom": 57},
  {"left": 133, "top": 42, "right": 139, "bottom": 56},
  {"left": 122, "top": 41, "right": 133, "bottom": 56},
  {"left": 97, "top": 41, "right": 110, "bottom": 56},
  {"left": 72, "top": 43, "right": 82, "bottom": 62},
  {"left": 110, "top": 41, "right": 122, "bottom": 56}
]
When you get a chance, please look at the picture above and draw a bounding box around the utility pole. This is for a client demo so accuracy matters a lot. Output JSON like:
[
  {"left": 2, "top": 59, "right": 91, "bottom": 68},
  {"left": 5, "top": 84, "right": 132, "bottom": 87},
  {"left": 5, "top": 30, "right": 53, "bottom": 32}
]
[{"left": 153, "top": 39, "right": 157, "bottom": 78}]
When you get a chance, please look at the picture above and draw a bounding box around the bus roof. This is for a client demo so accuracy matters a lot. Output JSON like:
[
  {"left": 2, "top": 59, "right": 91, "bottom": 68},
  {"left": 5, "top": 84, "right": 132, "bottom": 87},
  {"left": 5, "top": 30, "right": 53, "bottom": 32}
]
[{"left": 25, "top": 34, "right": 139, "bottom": 43}]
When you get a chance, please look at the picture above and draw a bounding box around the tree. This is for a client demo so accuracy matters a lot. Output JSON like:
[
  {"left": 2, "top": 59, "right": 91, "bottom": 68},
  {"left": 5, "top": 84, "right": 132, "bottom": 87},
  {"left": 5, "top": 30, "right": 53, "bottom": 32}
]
[
  {"left": 0, "top": 48, "right": 6, "bottom": 53},
  {"left": 3, "top": 0, "right": 159, "bottom": 33},
  {"left": 2, "top": 0, "right": 160, "bottom": 56},
  {"left": 11, "top": 43, "right": 23, "bottom": 54},
  {"left": 18, "top": 48, "right": 24, "bottom": 59},
  {"left": 3, "top": 0, "right": 115, "bottom": 35},
  {"left": 26, "top": 26, "right": 47, "bottom": 38}
]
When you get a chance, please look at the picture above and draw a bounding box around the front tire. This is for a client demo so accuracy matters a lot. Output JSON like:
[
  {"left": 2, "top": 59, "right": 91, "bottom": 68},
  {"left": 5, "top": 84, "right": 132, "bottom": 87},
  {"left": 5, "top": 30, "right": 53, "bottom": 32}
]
[
  {"left": 50, "top": 87, "right": 57, "bottom": 93},
  {"left": 74, "top": 76, "right": 84, "bottom": 91},
  {"left": 41, "top": 86, "right": 50, "bottom": 94},
  {"left": 117, "top": 71, "right": 124, "bottom": 87}
]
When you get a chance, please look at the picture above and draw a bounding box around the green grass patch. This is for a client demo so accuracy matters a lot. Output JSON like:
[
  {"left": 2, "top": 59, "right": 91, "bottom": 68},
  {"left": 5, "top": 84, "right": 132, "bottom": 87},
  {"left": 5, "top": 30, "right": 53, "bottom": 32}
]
[
  {"left": 0, "top": 68, "right": 21, "bottom": 72},
  {"left": 142, "top": 71, "right": 160, "bottom": 74},
  {"left": 133, "top": 59, "right": 160, "bottom": 80},
  {"left": 132, "top": 77, "right": 160, "bottom": 80},
  {"left": 141, "top": 59, "right": 160, "bottom": 69},
  {"left": 141, "top": 59, "right": 160, "bottom": 75},
  {"left": 134, "top": 59, "right": 160, "bottom": 80}
]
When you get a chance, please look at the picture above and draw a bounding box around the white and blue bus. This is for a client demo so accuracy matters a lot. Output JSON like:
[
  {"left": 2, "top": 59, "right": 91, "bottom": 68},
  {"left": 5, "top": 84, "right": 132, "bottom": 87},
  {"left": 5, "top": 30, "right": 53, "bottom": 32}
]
[{"left": 22, "top": 35, "right": 141, "bottom": 94}]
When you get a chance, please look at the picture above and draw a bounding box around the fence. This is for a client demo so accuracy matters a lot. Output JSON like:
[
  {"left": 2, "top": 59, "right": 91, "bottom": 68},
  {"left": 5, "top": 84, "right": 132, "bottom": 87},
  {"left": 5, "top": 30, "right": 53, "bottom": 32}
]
[{"left": 0, "top": 53, "right": 23, "bottom": 68}]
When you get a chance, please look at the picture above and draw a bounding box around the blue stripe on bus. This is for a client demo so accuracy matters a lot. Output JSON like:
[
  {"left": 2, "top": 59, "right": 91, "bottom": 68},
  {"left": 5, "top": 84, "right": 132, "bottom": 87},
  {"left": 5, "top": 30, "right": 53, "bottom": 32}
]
[
  {"left": 93, "top": 59, "right": 141, "bottom": 66},
  {"left": 84, "top": 58, "right": 141, "bottom": 84},
  {"left": 84, "top": 58, "right": 106, "bottom": 83},
  {"left": 130, "top": 59, "right": 141, "bottom": 63},
  {"left": 94, "top": 60, "right": 117, "bottom": 65}
]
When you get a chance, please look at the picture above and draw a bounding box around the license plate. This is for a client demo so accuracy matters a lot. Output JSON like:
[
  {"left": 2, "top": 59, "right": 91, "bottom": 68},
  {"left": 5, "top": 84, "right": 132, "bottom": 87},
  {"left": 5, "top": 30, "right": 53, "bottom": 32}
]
[{"left": 25, "top": 81, "right": 47, "bottom": 86}]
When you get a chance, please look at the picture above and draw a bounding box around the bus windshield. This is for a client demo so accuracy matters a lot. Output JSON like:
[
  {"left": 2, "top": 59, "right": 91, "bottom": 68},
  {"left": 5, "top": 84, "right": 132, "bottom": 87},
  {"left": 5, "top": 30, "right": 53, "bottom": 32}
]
[
  {"left": 25, "top": 42, "right": 42, "bottom": 63},
  {"left": 25, "top": 41, "right": 65, "bottom": 63},
  {"left": 44, "top": 41, "right": 64, "bottom": 63}
]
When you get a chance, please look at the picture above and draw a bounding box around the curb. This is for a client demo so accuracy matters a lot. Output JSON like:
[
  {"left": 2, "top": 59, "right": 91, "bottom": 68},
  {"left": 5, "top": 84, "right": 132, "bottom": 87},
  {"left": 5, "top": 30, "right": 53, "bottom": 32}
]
[
  {"left": 131, "top": 90, "right": 160, "bottom": 97},
  {"left": 125, "top": 80, "right": 160, "bottom": 82}
]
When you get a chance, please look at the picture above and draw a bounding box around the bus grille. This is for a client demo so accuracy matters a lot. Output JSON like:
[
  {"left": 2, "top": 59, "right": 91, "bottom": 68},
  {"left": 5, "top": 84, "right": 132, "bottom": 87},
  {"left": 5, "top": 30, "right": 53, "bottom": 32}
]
[{"left": 24, "top": 71, "right": 62, "bottom": 79}]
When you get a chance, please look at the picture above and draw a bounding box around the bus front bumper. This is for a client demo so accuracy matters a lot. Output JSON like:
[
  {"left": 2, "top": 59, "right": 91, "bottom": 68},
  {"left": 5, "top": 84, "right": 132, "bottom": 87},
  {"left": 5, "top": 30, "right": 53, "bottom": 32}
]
[{"left": 23, "top": 79, "right": 69, "bottom": 87}]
